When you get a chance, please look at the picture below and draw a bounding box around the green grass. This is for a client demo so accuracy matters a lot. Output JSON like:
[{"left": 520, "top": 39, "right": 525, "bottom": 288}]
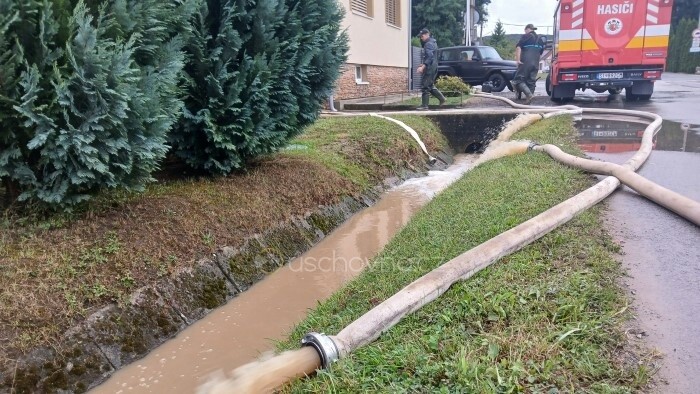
[
  {"left": 285, "top": 115, "right": 447, "bottom": 187},
  {"left": 278, "top": 116, "right": 646, "bottom": 392},
  {"left": 0, "top": 114, "right": 450, "bottom": 365},
  {"left": 387, "top": 95, "right": 470, "bottom": 107}
]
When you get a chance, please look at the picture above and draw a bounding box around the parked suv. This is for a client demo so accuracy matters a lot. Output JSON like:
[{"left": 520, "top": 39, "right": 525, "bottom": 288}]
[{"left": 436, "top": 46, "right": 517, "bottom": 92}]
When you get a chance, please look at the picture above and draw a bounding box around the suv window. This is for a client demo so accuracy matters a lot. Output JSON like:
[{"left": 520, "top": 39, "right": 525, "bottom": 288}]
[
  {"left": 440, "top": 49, "right": 476, "bottom": 62},
  {"left": 439, "top": 49, "right": 461, "bottom": 62},
  {"left": 460, "top": 50, "right": 475, "bottom": 61},
  {"left": 478, "top": 47, "right": 503, "bottom": 60}
]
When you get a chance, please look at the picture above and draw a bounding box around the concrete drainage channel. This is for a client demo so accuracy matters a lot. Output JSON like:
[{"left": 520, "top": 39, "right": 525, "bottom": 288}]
[
  {"left": 202, "top": 97, "right": 700, "bottom": 392},
  {"left": 2, "top": 111, "right": 515, "bottom": 392},
  {"left": 9, "top": 97, "right": 699, "bottom": 392},
  {"left": 87, "top": 114, "right": 518, "bottom": 393}
]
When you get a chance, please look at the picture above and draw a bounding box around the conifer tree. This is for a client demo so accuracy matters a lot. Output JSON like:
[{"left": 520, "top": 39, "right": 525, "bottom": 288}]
[
  {"left": 668, "top": 18, "right": 700, "bottom": 73},
  {"left": 171, "top": 0, "right": 347, "bottom": 175},
  {"left": 489, "top": 20, "right": 515, "bottom": 59},
  {"left": 0, "top": 0, "right": 194, "bottom": 207}
]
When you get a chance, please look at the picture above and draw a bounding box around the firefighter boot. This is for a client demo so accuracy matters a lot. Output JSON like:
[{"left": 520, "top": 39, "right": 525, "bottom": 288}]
[
  {"left": 417, "top": 92, "right": 430, "bottom": 110},
  {"left": 513, "top": 83, "right": 522, "bottom": 100},
  {"left": 517, "top": 82, "right": 534, "bottom": 105},
  {"left": 432, "top": 88, "right": 447, "bottom": 106}
]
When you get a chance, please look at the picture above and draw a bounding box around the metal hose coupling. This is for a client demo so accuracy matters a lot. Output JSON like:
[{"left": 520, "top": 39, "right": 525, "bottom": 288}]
[
  {"left": 301, "top": 332, "right": 340, "bottom": 369},
  {"left": 527, "top": 142, "right": 540, "bottom": 152}
]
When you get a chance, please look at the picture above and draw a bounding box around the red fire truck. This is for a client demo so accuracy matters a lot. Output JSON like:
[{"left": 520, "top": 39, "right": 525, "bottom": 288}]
[{"left": 546, "top": 0, "right": 674, "bottom": 102}]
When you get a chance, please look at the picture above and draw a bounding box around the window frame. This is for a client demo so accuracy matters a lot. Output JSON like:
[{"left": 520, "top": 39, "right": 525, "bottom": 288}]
[
  {"left": 355, "top": 65, "right": 369, "bottom": 84},
  {"left": 384, "top": 0, "right": 401, "bottom": 27},
  {"left": 351, "top": 0, "right": 374, "bottom": 18}
]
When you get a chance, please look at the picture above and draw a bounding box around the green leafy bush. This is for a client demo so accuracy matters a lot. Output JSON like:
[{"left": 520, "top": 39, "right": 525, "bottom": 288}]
[
  {"left": 0, "top": 0, "right": 194, "bottom": 207},
  {"left": 170, "top": 0, "right": 348, "bottom": 175},
  {"left": 436, "top": 75, "right": 471, "bottom": 97}
]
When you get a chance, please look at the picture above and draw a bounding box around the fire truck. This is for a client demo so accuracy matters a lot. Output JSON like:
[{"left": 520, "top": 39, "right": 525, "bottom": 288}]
[{"left": 546, "top": 0, "right": 674, "bottom": 102}]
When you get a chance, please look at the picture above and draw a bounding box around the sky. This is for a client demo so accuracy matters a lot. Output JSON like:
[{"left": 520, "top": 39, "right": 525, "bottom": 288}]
[{"left": 480, "top": 0, "right": 560, "bottom": 37}]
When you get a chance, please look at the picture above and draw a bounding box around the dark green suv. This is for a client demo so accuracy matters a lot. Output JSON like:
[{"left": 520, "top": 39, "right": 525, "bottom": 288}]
[{"left": 436, "top": 46, "right": 518, "bottom": 92}]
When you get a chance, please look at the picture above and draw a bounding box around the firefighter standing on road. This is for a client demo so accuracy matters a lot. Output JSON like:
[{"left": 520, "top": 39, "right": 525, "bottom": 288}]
[
  {"left": 513, "top": 23, "right": 543, "bottom": 105},
  {"left": 416, "top": 28, "right": 446, "bottom": 110}
]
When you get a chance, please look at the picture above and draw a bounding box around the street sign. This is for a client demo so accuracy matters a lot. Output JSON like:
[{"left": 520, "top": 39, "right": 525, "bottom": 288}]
[{"left": 691, "top": 28, "right": 700, "bottom": 53}]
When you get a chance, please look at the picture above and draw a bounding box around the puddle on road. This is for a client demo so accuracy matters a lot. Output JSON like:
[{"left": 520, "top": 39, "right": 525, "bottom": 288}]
[
  {"left": 91, "top": 154, "right": 481, "bottom": 394},
  {"left": 575, "top": 117, "right": 700, "bottom": 154}
]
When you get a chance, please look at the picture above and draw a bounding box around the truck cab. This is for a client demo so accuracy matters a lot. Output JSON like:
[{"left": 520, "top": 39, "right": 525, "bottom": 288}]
[{"left": 547, "top": 0, "right": 674, "bottom": 102}]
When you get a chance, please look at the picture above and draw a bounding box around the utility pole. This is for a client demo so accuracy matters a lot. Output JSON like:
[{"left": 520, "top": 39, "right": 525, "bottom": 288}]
[
  {"left": 464, "top": 0, "right": 476, "bottom": 45},
  {"left": 465, "top": 0, "right": 471, "bottom": 45}
]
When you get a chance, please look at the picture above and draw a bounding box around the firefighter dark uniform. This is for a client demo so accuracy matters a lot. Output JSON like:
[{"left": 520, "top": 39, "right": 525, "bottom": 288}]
[
  {"left": 513, "top": 24, "right": 543, "bottom": 104},
  {"left": 417, "top": 28, "right": 446, "bottom": 110}
]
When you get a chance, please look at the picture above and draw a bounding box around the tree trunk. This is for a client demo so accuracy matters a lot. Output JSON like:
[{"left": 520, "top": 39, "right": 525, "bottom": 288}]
[{"left": 2, "top": 177, "right": 20, "bottom": 207}]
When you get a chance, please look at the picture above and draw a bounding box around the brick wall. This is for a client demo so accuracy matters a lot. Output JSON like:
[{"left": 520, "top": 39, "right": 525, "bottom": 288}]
[{"left": 334, "top": 64, "right": 409, "bottom": 100}]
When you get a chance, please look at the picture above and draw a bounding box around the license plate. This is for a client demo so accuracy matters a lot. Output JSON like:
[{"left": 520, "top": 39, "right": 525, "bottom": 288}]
[
  {"left": 597, "top": 72, "right": 624, "bottom": 79},
  {"left": 593, "top": 131, "right": 618, "bottom": 137}
]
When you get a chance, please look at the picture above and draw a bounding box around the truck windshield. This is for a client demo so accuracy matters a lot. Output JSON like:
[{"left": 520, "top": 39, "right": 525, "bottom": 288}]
[{"left": 479, "top": 47, "right": 503, "bottom": 60}]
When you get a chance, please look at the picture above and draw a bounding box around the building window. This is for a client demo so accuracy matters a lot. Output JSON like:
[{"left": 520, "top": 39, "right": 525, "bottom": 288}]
[
  {"left": 385, "top": 0, "right": 400, "bottom": 27},
  {"left": 351, "top": 0, "right": 373, "bottom": 17},
  {"left": 355, "top": 65, "right": 369, "bottom": 84}
]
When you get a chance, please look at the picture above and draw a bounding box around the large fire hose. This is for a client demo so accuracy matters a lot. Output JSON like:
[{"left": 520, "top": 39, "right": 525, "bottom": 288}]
[{"left": 205, "top": 93, "right": 698, "bottom": 393}]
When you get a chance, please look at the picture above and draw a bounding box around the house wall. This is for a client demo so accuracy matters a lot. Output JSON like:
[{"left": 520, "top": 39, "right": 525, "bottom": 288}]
[
  {"left": 336, "top": 64, "right": 408, "bottom": 99},
  {"left": 335, "top": 0, "right": 410, "bottom": 99}
]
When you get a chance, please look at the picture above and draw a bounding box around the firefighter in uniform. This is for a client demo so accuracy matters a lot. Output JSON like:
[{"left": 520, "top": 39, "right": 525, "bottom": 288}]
[
  {"left": 416, "top": 28, "right": 446, "bottom": 110},
  {"left": 512, "top": 24, "right": 543, "bottom": 105}
]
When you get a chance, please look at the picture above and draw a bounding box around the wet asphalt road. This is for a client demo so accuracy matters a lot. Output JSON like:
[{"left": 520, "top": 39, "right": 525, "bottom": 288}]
[{"left": 516, "top": 73, "right": 700, "bottom": 393}]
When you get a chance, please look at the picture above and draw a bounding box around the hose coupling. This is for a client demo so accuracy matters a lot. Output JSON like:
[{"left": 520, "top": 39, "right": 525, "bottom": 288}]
[
  {"left": 428, "top": 156, "right": 438, "bottom": 165},
  {"left": 527, "top": 142, "right": 540, "bottom": 152},
  {"left": 301, "top": 332, "right": 340, "bottom": 369}
]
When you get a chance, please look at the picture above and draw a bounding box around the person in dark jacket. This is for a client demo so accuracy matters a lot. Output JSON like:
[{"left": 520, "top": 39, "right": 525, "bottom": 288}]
[
  {"left": 512, "top": 23, "right": 543, "bottom": 105},
  {"left": 417, "top": 28, "right": 446, "bottom": 110}
]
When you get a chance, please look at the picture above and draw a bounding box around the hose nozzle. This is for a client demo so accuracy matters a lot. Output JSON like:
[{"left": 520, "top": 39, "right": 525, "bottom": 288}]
[{"left": 301, "top": 332, "right": 339, "bottom": 370}]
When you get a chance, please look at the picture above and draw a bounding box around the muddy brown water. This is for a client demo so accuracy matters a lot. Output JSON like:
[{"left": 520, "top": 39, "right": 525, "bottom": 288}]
[
  {"left": 575, "top": 115, "right": 700, "bottom": 154},
  {"left": 90, "top": 153, "right": 494, "bottom": 393}
]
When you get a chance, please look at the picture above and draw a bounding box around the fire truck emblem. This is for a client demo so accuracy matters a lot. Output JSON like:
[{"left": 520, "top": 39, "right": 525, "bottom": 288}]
[{"left": 604, "top": 18, "right": 623, "bottom": 35}]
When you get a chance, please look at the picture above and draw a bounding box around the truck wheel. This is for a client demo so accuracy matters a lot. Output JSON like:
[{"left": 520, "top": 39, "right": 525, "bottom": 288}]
[
  {"left": 545, "top": 74, "right": 552, "bottom": 96},
  {"left": 488, "top": 73, "right": 507, "bottom": 92}
]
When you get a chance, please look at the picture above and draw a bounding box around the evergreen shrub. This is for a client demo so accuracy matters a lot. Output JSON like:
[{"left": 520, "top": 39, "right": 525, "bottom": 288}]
[
  {"left": 171, "top": 0, "right": 348, "bottom": 175},
  {"left": 0, "top": 0, "right": 195, "bottom": 207}
]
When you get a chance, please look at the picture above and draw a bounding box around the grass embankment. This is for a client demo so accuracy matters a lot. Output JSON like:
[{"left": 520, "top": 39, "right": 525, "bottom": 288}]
[
  {"left": 0, "top": 116, "right": 446, "bottom": 366},
  {"left": 280, "top": 116, "right": 649, "bottom": 392}
]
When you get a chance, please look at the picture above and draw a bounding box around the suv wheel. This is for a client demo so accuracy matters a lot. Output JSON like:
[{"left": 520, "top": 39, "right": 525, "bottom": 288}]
[{"left": 487, "top": 73, "right": 507, "bottom": 92}]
